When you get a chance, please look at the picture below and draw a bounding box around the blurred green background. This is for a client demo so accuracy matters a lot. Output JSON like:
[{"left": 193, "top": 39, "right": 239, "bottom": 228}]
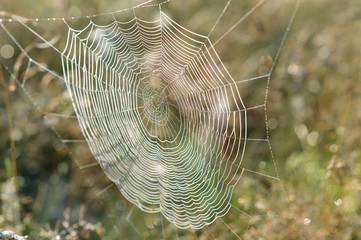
[{"left": 0, "top": 0, "right": 360, "bottom": 239}]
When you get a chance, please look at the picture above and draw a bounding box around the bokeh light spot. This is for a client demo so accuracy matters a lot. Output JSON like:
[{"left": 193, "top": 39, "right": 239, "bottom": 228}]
[{"left": 1, "top": 44, "right": 14, "bottom": 59}]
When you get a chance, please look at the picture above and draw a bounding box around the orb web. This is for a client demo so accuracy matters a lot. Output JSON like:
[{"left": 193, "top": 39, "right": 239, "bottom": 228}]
[
  {"left": 0, "top": 0, "right": 303, "bottom": 237},
  {"left": 61, "top": 11, "right": 247, "bottom": 229}
]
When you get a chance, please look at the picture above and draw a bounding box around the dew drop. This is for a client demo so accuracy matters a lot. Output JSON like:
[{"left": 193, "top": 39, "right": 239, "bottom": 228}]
[
  {"left": 303, "top": 218, "right": 311, "bottom": 225},
  {"left": 335, "top": 198, "right": 342, "bottom": 206},
  {"left": 35, "top": 18, "right": 39, "bottom": 21}
]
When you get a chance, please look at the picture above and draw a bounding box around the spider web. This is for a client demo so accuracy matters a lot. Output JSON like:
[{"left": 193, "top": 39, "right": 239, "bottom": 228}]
[{"left": 0, "top": 0, "right": 305, "bottom": 238}]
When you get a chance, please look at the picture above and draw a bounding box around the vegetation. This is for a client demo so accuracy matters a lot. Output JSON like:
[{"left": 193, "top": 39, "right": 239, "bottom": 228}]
[{"left": 0, "top": 0, "right": 360, "bottom": 239}]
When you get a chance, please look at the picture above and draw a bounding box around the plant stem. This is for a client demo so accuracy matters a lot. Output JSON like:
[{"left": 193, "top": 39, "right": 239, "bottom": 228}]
[{"left": 0, "top": 64, "right": 17, "bottom": 179}]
